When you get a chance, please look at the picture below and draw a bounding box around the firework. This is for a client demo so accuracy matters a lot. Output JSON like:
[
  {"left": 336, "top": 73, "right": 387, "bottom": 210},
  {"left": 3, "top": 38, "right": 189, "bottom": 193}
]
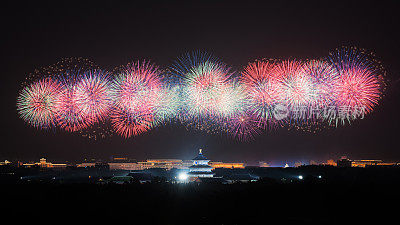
[
  {"left": 17, "top": 78, "right": 63, "bottom": 128},
  {"left": 55, "top": 78, "right": 89, "bottom": 132},
  {"left": 153, "top": 84, "right": 182, "bottom": 126},
  {"left": 241, "top": 60, "right": 283, "bottom": 127},
  {"left": 301, "top": 60, "right": 339, "bottom": 120},
  {"left": 328, "top": 47, "right": 384, "bottom": 123},
  {"left": 74, "top": 70, "right": 112, "bottom": 124},
  {"left": 183, "top": 61, "right": 232, "bottom": 117},
  {"left": 225, "top": 110, "right": 262, "bottom": 141},
  {"left": 171, "top": 52, "right": 239, "bottom": 121},
  {"left": 277, "top": 60, "right": 316, "bottom": 109},
  {"left": 17, "top": 47, "right": 386, "bottom": 140},
  {"left": 110, "top": 61, "right": 162, "bottom": 137}
]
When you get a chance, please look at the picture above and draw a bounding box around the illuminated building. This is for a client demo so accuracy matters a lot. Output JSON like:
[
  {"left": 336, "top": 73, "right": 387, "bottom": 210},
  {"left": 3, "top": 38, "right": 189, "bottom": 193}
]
[
  {"left": 337, "top": 156, "right": 352, "bottom": 167},
  {"left": 336, "top": 156, "right": 396, "bottom": 167},
  {"left": 182, "top": 160, "right": 193, "bottom": 169},
  {"left": 77, "top": 162, "right": 96, "bottom": 168},
  {"left": 294, "top": 162, "right": 303, "bottom": 167},
  {"left": 324, "top": 159, "right": 337, "bottom": 166},
  {"left": 22, "top": 158, "right": 67, "bottom": 169},
  {"left": 0, "top": 160, "right": 11, "bottom": 166},
  {"left": 209, "top": 162, "right": 245, "bottom": 169},
  {"left": 140, "top": 159, "right": 183, "bottom": 170},
  {"left": 258, "top": 161, "right": 270, "bottom": 167},
  {"left": 86, "top": 159, "right": 186, "bottom": 171},
  {"left": 351, "top": 160, "right": 396, "bottom": 167},
  {"left": 188, "top": 149, "right": 214, "bottom": 180}
]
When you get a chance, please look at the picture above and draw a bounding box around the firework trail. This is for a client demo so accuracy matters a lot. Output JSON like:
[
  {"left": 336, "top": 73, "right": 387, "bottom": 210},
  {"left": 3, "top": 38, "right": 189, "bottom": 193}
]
[{"left": 225, "top": 110, "right": 262, "bottom": 141}]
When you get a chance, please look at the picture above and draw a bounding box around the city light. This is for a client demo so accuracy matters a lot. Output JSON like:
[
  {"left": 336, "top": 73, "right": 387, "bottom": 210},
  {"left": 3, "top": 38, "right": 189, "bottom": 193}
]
[
  {"left": 178, "top": 172, "right": 188, "bottom": 181},
  {"left": 298, "top": 175, "right": 303, "bottom": 180}
]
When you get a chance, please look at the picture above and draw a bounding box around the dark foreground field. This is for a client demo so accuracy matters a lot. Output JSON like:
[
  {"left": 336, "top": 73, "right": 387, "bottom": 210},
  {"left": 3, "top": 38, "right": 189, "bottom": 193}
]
[{"left": 2, "top": 178, "right": 399, "bottom": 224}]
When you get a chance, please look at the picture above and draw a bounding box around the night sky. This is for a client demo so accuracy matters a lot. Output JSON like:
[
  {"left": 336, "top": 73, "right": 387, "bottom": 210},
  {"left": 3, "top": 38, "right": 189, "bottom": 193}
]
[{"left": 1, "top": 1, "right": 400, "bottom": 165}]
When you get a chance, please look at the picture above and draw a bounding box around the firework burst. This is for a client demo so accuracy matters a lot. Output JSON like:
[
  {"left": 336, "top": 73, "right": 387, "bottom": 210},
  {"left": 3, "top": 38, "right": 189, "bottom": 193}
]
[
  {"left": 328, "top": 47, "right": 384, "bottom": 123},
  {"left": 74, "top": 70, "right": 113, "bottom": 124},
  {"left": 17, "top": 47, "right": 386, "bottom": 140},
  {"left": 55, "top": 79, "right": 89, "bottom": 132},
  {"left": 17, "top": 78, "right": 63, "bottom": 128},
  {"left": 110, "top": 61, "right": 162, "bottom": 137},
  {"left": 241, "top": 60, "right": 283, "bottom": 127}
]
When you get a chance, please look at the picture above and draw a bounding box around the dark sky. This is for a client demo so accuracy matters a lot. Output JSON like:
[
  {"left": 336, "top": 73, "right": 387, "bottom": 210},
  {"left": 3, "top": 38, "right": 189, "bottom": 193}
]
[{"left": 1, "top": 1, "right": 400, "bottom": 164}]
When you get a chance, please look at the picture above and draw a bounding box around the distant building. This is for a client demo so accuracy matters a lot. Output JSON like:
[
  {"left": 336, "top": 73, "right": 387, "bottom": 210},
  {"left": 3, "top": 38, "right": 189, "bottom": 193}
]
[
  {"left": 0, "top": 160, "right": 11, "bottom": 166},
  {"left": 188, "top": 149, "right": 214, "bottom": 180},
  {"left": 141, "top": 159, "right": 183, "bottom": 170},
  {"left": 79, "top": 159, "right": 184, "bottom": 171},
  {"left": 337, "top": 156, "right": 352, "bottom": 167},
  {"left": 258, "top": 161, "right": 270, "bottom": 167},
  {"left": 337, "top": 157, "right": 396, "bottom": 168},
  {"left": 209, "top": 162, "right": 245, "bottom": 169},
  {"left": 94, "top": 162, "right": 110, "bottom": 170},
  {"left": 22, "top": 158, "right": 67, "bottom": 169},
  {"left": 294, "top": 162, "right": 303, "bottom": 167},
  {"left": 351, "top": 160, "right": 396, "bottom": 168},
  {"left": 325, "top": 159, "right": 337, "bottom": 166},
  {"left": 182, "top": 160, "right": 193, "bottom": 169},
  {"left": 108, "top": 162, "right": 140, "bottom": 170},
  {"left": 77, "top": 162, "right": 96, "bottom": 168}
]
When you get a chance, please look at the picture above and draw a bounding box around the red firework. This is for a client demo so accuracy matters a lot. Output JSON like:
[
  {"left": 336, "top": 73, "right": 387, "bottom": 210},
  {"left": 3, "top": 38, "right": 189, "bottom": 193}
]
[
  {"left": 74, "top": 71, "right": 112, "bottom": 123},
  {"left": 55, "top": 82, "right": 89, "bottom": 132},
  {"left": 276, "top": 60, "right": 316, "bottom": 109},
  {"left": 336, "top": 67, "right": 381, "bottom": 114},
  {"left": 241, "top": 60, "right": 283, "bottom": 125},
  {"left": 110, "top": 61, "right": 162, "bottom": 138}
]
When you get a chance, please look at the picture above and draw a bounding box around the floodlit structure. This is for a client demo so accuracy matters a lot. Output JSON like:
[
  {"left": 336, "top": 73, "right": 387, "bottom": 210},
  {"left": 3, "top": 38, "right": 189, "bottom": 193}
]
[
  {"left": 22, "top": 158, "right": 67, "bottom": 169},
  {"left": 188, "top": 149, "right": 214, "bottom": 180}
]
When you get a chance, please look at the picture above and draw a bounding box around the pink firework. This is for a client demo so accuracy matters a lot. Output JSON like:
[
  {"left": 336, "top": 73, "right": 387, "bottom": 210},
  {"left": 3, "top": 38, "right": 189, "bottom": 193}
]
[
  {"left": 226, "top": 111, "right": 261, "bottom": 141},
  {"left": 183, "top": 61, "right": 232, "bottom": 118},
  {"left": 276, "top": 60, "right": 316, "bottom": 110},
  {"left": 55, "top": 81, "right": 89, "bottom": 132},
  {"left": 110, "top": 105, "right": 154, "bottom": 138},
  {"left": 241, "top": 60, "right": 283, "bottom": 125},
  {"left": 329, "top": 47, "right": 384, "bottom": 117},
  {"left": 110, "top": 61, "right": 162, "bottom": 138},
  {"left": 336, "top": 67, "right": 381, "bottom": 114},
  {"left": 74, "top": 71, "right": 112, "bottom": 123}
]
